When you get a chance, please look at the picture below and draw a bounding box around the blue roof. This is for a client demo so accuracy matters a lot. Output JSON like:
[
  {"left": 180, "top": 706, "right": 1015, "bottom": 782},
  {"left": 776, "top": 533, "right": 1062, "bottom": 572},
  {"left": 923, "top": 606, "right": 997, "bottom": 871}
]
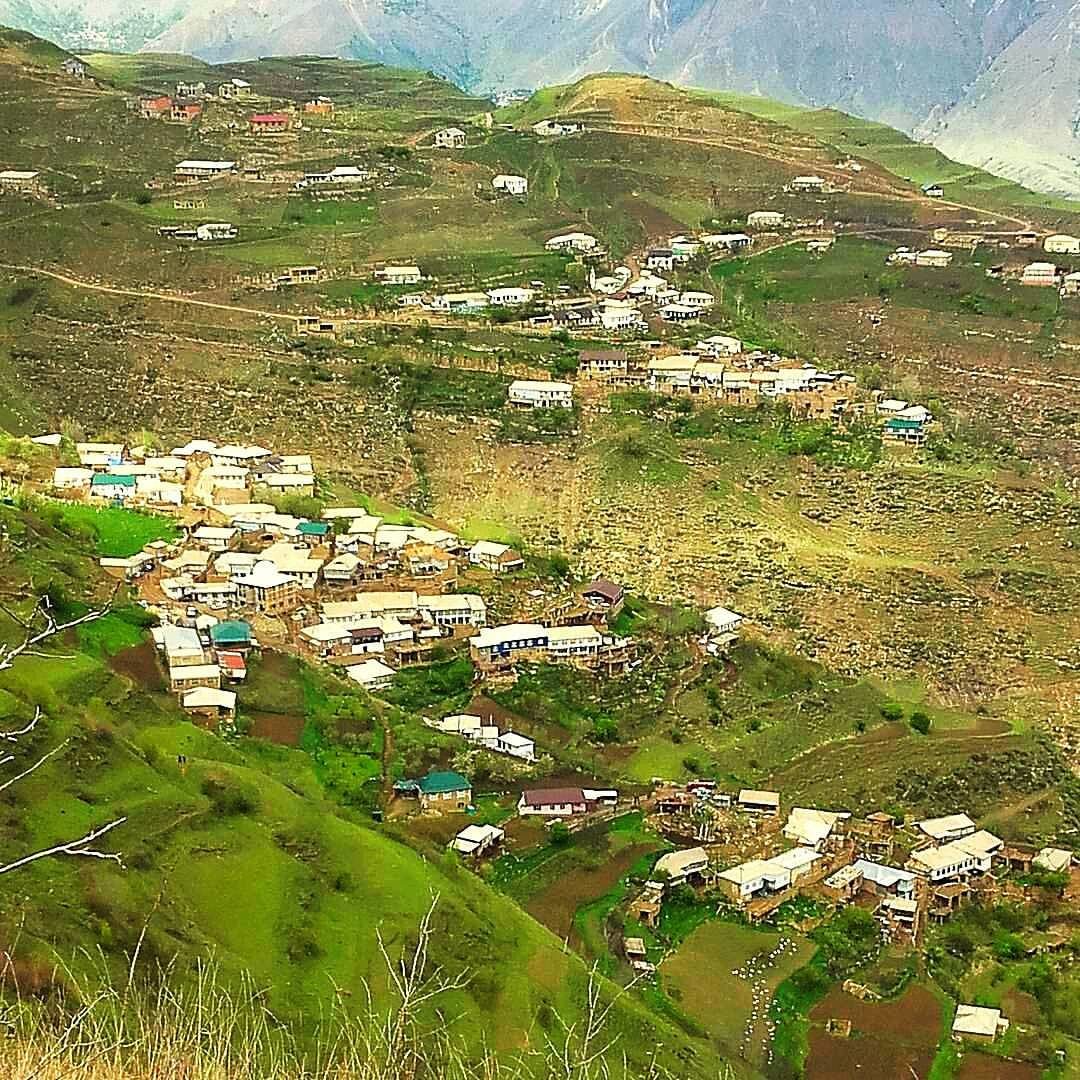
[
  {"left": 419, "top": 770, "right": 470, "bottom": 795},
  {"left": 298, "top": 521, "right": 329, "bottom": 535},
  {"left": 210, "top": 620, "right": 251, "bottom": 644},
  {"left": 92, "top": 473, "right": 135, "bottom": 488}
]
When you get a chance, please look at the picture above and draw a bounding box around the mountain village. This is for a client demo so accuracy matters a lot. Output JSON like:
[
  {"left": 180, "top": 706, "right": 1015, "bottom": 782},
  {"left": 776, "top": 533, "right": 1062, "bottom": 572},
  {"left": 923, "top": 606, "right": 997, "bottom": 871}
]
[{"left": 1, "top": 38, "right": 1078, "bottom": 1080}]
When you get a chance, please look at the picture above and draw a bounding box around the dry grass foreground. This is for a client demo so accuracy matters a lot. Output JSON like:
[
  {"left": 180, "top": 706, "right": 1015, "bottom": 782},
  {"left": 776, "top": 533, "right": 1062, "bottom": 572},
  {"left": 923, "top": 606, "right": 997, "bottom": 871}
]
[{"left": 1, "top": 900, "right": 728, "bottom": 1080}]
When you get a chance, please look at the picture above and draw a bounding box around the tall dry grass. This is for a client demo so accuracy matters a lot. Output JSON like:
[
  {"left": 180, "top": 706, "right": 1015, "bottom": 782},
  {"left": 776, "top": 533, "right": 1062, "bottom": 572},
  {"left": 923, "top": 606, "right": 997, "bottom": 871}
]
[{"left": 0, "top": 901, "right": 729, "bottom": 1080}]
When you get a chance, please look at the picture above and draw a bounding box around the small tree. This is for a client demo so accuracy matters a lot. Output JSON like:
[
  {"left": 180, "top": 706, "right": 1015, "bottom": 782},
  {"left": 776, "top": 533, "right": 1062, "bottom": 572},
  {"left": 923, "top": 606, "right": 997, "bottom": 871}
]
[
  {"left": 909, "top": 711, "right": 932, "bottom": 736},
  {"left": 550, "top": 820, "right": 571, "bottom": 846}
]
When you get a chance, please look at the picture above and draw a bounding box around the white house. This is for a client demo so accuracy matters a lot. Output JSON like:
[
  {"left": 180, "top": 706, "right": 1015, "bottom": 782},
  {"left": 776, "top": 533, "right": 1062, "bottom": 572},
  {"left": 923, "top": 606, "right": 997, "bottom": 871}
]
[
  {"left": 852, "top": 859, "right": 916, "bottom": 896},
  {"left": 324, "top": 591, "right": 420, "bottom": 622},
  {"left": 717, "top": 848, "right": 820, "bottom": 903},
  {"left": 467, "top": 541, "right": 525, "bottom": 573},
  {"left": 433, "top": 127, "right": 466, "bottom": 148},
  {"left": 497, "top": 731, "right": 536, "bottom": 761},
  {"left": 596, "top": 299, "right": 642, "bottom": 331},
  {"left": 52, "top": 467, "right": 93, "bottom": 490},
  {"left": 1044, "top": 233, "right": 1080, "bottom": 255},
  {"left": 174, "top": 160, "right": 236, "bottom": 181},
  {"left": 195, "top": 223, "right": 237, "bottom": 241},
  {"left": 346, "top": 658, "right": 396, "bottom": 691},
  {"left": 646, "top": 248, "right": 675, "bottom": 271},
  {"left": 451, "top": 823, "right": 504, "bottom": 856},
  {"left": 76, "top": 441, "right": 125, "bottom": 468},
  {"left": 508, "top": 380, "right": 573, "bottom": 408},
  {"left": 696, "top": 336, "right": 742, "bottom": 360},
  {"left": 660, "top": 303, "right": 700, "bottom": 322},
  {"left": 647, "top": 354, "right": 698, "bottom": 392},
  {"left": 492, "top": 174, "right": 528, "bottom": 196},
  {"left": 679, "top": 291, "right": 715, "bottom": 309},
  {"left": 418, "top": 593, "right": 487, "bottom": 627},
  {"left": 907, "top": 842, "right": 976, "bottom": 882},
  {"left": 191, "top": 526, "right": 238, "bottom": 552},
  {"left": 487, "top": 286, "right": 535, "bottom": 306},
  {"left": 182, "top": 687, "right": 237, "bottom": 716},
  {"left": 916, "top": 814, "right": 976, "bottom": 843},
  {"left": 747, "top": 210, "right": 785, "bottom": 228},
  {"left": 790, "top": 175, "right": 825, "bottom": 192},
  {"left": 952, "top": 1006, "right": 1009, "bottom": 1042},
  {"left": 1022, "top": 261, "right": 1060, "bottom": 287},
  {"left": 653, "top": 847, "right": 709, "bottom": 885},
  {"left": 431, "top": 291, "right": 488, "bottom": 312},
  {"left": 375, "top": 265, "right": 422, "bottom": 285},
  {"left": 1033, "top": 847, "right": 1073, "bottom": 873},
  {"left": 915, "top": 249, "right": 953, "bottom": 268},
  {"left": 669, "top": 236, "right": 703, "bottom": 260},
  {"left": 545, "top": 232, "right": 598, "bottom": 252},
  {"left": 532, "top": 119, "right": 583, "bottom": 137},
  {"left": 701, "top": 233, "right": 752, "bottom": 252},
  {"left": 782, "top": 807, "right": 850, "bottom": 850}
]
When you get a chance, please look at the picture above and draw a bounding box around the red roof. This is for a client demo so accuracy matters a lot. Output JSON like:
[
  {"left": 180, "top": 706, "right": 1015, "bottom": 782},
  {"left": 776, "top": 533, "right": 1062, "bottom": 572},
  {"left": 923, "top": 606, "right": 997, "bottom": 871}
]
[
  {"left": 582, "top": 578, "right": 624, "bottom": 604},
  {"left": 217, "top": 651, "right": 247, "bottom": 671},
  {"left": 249, "top": 113, "right": 289, "bottom": 123},
  {"left": 521, "top": 787, "right": 586, "bottom": 807}
]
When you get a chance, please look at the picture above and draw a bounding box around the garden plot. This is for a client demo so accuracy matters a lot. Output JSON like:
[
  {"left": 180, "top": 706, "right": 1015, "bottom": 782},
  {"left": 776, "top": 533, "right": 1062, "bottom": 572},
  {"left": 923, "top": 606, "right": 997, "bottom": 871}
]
[
  {"left": 805, "top": 984, "right": 943, "bottom": 1080},
  {"left": 660, "top": 921, "right": 813, "bottom": 1073}
]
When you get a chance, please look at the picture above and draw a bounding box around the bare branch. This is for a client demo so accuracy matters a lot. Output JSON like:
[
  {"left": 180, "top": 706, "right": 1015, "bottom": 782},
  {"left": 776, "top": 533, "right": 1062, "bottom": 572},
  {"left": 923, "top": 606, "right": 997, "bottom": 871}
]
[
  {"left": 0, "top": 738, "right": 69, "bottom": 794},
  {"left": 0, "top": 590, "right": 114, "bottom": 674},
  {"left": 1, "top": 706, "right": 42, "bottom": 742},
  {"left": 0, "top": 818, "right": 127, "bottom": 876}
]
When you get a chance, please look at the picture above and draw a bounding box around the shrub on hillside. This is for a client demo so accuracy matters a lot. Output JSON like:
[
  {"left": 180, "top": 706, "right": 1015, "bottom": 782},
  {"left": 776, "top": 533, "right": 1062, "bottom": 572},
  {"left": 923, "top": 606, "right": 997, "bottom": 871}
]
[
  {"left": 200, "top": 773, "right": 259, "bottom": 816},
  {"left": 909, "top": 710, "right": 932, "bottom": 735}
]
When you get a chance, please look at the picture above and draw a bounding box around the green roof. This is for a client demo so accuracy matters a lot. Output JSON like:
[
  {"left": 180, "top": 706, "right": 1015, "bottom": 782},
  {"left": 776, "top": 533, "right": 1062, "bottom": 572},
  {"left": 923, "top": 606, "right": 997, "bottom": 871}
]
[
  {"left": 885, "top": 418, "right": 923, "bottom": 430},
  {"left": 91, "top": 473, "right": 135, "bottom": 487},
  {"left": 419, "top": 770, "right": 470, "bottom": 795},
  {"left": 298, "top": 521, "right": 329, "bottom": 535},
  {"left": 210, "top": 620, "right": 252, "bottom": 644}
]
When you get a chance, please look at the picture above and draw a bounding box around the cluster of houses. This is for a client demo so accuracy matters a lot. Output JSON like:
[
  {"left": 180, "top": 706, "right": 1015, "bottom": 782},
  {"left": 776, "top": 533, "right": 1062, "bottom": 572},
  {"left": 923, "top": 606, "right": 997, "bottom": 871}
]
[
  {"left": 151, "top": 617, "right": 253, "bottom": 723},
  {"left": 465, "top": 576, "right": 633, "bottom": 676},
  {"left": 641, "top": 787, "right": 1075, "bottom": 940},
  {"left": 136, "top": 80, "right": 333, "bottom": 132},
  {"left": 53, "top": 438, "right": 317, "bottom": 510},
  {"left": 45, "top": 434, "right": 647, "bottom": 696},
  {"left": 643, "top": 354, "right": 853, "bottom": 400},
  {"left": 427, "top": 712, "right": 536, "bottom": 762}
]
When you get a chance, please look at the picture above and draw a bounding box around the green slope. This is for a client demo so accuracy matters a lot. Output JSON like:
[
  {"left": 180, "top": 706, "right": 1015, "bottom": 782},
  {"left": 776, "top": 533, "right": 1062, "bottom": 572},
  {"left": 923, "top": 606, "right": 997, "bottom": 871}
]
[
  {"left": 700, "top": 90, "right": 1080, "bottom": 217},
  {"left": 499, "top": 73, "right": 1080, "bottom": 221},
  {"left": 0, "top": 499, "right": 721, "bottom": 1075}
]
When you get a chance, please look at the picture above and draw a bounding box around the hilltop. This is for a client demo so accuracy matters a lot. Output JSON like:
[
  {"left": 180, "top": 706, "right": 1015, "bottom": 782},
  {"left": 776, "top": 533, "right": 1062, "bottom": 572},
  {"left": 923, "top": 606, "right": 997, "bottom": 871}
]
[{"left": 3, "top": 0, "right": 1079, "bottom": 197}]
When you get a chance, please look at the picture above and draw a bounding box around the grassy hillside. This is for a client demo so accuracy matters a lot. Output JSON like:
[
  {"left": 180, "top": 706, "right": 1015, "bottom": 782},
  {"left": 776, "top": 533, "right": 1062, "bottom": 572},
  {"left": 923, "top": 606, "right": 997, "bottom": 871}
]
[
  {"left": 702, "top": 90, "right": 1080, "bottom": 218},
  {"left": 501, "top": 74, "right": 1080, "bottom": 222},
  {"left": 0, "top": 499, "right": 721, "bottom": 1076}
]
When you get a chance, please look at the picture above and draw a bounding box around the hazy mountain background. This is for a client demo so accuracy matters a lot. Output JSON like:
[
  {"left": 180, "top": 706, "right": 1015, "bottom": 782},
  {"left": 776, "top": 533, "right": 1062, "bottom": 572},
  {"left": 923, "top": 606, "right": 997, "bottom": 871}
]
[{"left": 3, "top": 0, "right": 1078, "bottom": 197}]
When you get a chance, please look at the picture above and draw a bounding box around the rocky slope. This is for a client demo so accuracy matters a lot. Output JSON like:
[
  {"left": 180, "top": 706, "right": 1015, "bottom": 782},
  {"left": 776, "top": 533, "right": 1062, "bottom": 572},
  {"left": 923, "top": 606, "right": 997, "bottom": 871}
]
[{"left": 918, "top": 0, "right": 1080, "bottom": 199}]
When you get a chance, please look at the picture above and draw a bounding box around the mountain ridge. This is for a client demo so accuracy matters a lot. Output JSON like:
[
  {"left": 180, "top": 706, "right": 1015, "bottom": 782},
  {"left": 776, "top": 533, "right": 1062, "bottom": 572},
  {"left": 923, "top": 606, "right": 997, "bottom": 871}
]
[{"left": 0, "top": 0, "right": 1076, "bottom": 195}]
